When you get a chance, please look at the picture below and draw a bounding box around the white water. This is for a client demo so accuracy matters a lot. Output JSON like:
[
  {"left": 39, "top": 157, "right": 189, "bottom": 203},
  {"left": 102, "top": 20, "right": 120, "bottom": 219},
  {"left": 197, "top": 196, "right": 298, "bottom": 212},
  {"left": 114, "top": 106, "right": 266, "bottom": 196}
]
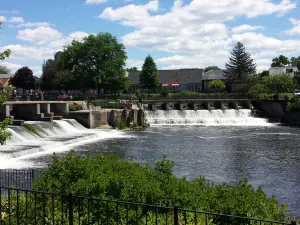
[
  {"left": 145, "top": 109, "right": 274, "bottom": 126},
  {"left": 0, "top": 119, "right": 130, "bottom": 169}
]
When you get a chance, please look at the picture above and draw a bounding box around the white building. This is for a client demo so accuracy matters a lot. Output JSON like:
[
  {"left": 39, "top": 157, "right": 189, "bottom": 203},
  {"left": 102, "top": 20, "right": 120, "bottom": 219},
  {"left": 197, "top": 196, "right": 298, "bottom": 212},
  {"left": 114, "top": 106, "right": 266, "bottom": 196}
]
[{"left": 269, "top": 66, "right": 298, "bottom": 76}]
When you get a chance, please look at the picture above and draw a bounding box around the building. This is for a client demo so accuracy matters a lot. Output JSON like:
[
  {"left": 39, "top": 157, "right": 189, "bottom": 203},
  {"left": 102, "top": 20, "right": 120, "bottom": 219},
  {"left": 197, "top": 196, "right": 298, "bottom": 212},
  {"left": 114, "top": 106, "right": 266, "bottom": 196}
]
[
  {"left": 54, "top": 51, "right": 62, "bottom": 61},
  {"left": 128, "top": 68, "right": 227, "bottom": 93},
  {"left": 269, "top": 66, "right": 298, "bottom": 76},
  {"left": 0, "top": 74, "right": 13, "bottom": 88}
]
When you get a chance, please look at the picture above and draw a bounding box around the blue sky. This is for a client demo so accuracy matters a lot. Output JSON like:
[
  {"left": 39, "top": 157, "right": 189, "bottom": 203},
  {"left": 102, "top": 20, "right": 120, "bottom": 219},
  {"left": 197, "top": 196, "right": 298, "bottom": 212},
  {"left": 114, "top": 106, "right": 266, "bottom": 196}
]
[{"left": 1, "top": 0, "right": 300, "bottom": 76}]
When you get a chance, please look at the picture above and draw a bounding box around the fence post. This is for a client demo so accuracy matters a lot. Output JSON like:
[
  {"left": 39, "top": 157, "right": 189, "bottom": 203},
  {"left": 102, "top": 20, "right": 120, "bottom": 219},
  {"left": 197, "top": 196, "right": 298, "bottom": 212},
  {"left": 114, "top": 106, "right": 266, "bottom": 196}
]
[
  {"left": 174, "top": 206, "right": 179, "bottom": 225},
  {"left": 30, "top": 169, "right": 34, "bottom": 190},
  {"left": 68, "top": 193, "right": 74, "bottom": 225}
]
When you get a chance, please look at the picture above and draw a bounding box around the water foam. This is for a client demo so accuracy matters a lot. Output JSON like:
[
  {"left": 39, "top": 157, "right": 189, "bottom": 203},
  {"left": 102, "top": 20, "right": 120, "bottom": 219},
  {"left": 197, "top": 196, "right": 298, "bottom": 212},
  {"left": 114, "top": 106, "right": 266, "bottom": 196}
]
[
  {"left": 0, "top": 119, "right": 130, "bottom": 169},
  {"left": 145, "top": 109, "right": 274, "bottom": 126}
]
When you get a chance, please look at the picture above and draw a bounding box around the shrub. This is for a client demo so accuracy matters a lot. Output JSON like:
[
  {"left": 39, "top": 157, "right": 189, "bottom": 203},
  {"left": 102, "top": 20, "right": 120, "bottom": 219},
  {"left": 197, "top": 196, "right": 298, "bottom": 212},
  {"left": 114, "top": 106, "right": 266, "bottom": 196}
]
[
  {"left": 247, "top": 83, "right": 265, "bottom": 99},
  {"left": 208, "top": 80, "right": 226, "bottom": 92},
  {"left": 32, "top": 152, "right": 288, "bottom": 224},
  {"left": 160, "top": 86, "right": 170, "bottom": 98},
  {"left": 69, "top": 104, "right": 83, "bottom": 111}
]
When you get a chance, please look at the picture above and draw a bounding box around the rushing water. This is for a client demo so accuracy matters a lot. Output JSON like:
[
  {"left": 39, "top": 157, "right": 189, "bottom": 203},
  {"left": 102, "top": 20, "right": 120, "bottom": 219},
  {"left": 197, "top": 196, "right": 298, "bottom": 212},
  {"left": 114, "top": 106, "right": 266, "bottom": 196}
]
[{"left": 0, "top": 109, "right": 300, "bottom": 215}]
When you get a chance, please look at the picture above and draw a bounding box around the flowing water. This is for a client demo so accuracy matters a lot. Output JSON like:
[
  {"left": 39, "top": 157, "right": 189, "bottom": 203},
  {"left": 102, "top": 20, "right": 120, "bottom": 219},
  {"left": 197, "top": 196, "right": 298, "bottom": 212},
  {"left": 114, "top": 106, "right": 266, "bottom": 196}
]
[{"left": 0, "top": 109, "right": 300, "bottom": 215}]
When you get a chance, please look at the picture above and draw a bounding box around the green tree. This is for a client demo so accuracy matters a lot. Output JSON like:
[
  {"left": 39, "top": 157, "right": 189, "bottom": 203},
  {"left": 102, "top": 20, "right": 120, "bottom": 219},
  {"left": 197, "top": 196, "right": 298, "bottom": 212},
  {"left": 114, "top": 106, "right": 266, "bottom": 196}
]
[
  {"left": 204, "top": 66, "right": 220, "bottom": 73},
  {"left": 290, "top": 56, "right": 300, "bottom": 67},
  {"left": 139, "top": 55, "right": 159, "bottom": 91},
  {"left": 126, "top": 67, "right": 138, "bottom": 72},
  {"left": 41, "top": 59, "right": 59, "bottom": 90},
  {"left": 271, "top": 55, "right": 290, "bottom": 67},
  {"left": 247, "top": 83, "right": 265, "bottom": 99},
  {"left": 224, "top": 42, "right": 256, "bottom": 80},
  {"left": 258, "top": 70, "right": 269, "bottom": 78},
  {"left": 0, "top": 21, "right": 12, "bottom": 145},
  {"left": 9, "top": 67, "right": 36, "bottom": 90},
  {"left": 0, "top": 65, "right": 11, "bottom": 74},
  {"left": 263, "top": 73, "right": 295, "bottom": 95},
  {"left": 60, "top": 33, "right": 128, "bottom": 93},
  {"left": 160, "top": 86, "right": 170, "bottom": 98},
  {"left": 208, "top": 80, "right": 226, "bottom": 92},
  {"left": 54, "top": 70, "right": 75, "bottom": 91}
]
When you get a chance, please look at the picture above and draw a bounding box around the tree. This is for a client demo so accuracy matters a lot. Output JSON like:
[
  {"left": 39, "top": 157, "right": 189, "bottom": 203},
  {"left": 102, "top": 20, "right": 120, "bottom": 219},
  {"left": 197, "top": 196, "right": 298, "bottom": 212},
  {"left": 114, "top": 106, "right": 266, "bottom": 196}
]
[
  {"left": 0, "top": 65, "right": 11, "bottom": 74},
  {"left": 41, "top": 59, "right": 59, "bottom": 90},
  {"left": 247, "top": 83, "right": 265, "bottom": 99},
  {"left": 9, "top": 67, "right": 36, "bottom": 90},
  {"left": 126, "top": 67, "right": 138, "bottom": 72},
  {"left": 290, "top": 56, "right": 300, "bottom": 67},
  {"left": 0, "top": 21, "right": 12, "bottom": 145},
  {"left": 204, "top": 66, "right": 220, "bottom": 73},
  {"left": 60, "top": 33, "right": 128, "bottom": 93},
  {"left": 208, "top": 80, "right": 226, "bottom": 92},
  {"left": 54, "top": 70, "right": 75, "bottom": 91},
  {"left": 258, "top": 70, "right": 269, "bottom": 78},
  {"left": 271, "top": 55, "right": 290, "bottom": 67},
  {"left": 139, "top": 55, "right": 159, "bottom": 91},
  {"left": 160, "top": 86, "right": 170, "bottom": 98},
  {"left": 263, "top": 73, "right": 295, "bottom": 95},
  {"left": 224, "top": 42, "right": 256, "bottom": 80}
]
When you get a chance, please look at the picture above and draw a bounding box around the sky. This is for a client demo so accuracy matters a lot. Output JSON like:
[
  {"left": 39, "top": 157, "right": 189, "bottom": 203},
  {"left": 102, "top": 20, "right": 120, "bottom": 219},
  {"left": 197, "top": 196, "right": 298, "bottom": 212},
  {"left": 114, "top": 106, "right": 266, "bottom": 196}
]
[{"left": 0, "top": 0, "right": 300, "bottom": 76}]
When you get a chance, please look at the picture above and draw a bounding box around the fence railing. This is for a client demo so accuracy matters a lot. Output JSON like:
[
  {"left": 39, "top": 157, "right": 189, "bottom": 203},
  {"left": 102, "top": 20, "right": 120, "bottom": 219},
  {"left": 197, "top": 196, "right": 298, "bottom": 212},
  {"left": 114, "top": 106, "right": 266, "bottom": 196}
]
[
  {"left": 0, "top": 170, "right": 43, "bottom": 191},
  {"left": 0, "top": 186, "right": 295, "bottom": 225}
]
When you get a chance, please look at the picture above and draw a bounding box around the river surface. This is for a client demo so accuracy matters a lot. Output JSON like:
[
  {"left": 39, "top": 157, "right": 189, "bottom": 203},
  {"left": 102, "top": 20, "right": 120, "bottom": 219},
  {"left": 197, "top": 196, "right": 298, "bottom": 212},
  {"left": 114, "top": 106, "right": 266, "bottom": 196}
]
[{"left": 0, "top": 110, "right": 300, "bottom": 216}]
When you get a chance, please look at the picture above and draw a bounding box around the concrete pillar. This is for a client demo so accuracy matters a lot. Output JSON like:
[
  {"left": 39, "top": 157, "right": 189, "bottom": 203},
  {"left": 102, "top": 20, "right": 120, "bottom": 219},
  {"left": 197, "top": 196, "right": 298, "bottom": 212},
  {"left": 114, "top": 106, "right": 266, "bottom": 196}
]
[
  {"left": 149, "top": 104, "right": 156, "bottom": 111},
  {"left": 203, "top": 102, "right": 212, "bottom": 110},
  {"left": 40, "top": 103, "right": 51, "bottom": 115},
  {"left": 0, "top": 104, "right": 10, "bottom": 120},
  {"left": 121, "top": 109, "right": 128, "bottom": 124},
  {"left": 179, "top": 104, "right": 184, "bottom": 111},
  {"left": 108, "top": 110, "right": 117, "bottom": 128},
  {"left": 244, "top": 100, "right": 252, "bottom": 109},
  {"left": 137, "top": 109, "right": 145, "bottom": 127},
  {"left": 229, "top": 101, "right": 238, "bottom": 110}
]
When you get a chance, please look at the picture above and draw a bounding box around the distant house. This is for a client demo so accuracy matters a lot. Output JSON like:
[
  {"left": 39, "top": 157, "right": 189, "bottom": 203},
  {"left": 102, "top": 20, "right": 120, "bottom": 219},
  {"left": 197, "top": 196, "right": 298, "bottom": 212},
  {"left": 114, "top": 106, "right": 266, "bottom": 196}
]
[
  {"left": 0, "top": 74, "right": 13, "bottom": 88},
  {"left": 128, "top": 68, "right": 228, "bottom": 93},
  {"left": 269, "top": 66, "right": 298, "bottom": 76},
  {"left": 128, "top": 69, "right": 204, "bottom": 93}
]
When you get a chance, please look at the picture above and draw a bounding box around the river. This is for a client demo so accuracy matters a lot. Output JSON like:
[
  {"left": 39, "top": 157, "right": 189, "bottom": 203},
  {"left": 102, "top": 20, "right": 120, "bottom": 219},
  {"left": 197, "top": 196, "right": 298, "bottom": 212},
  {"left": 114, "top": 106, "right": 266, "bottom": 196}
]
[{"left": 0, "top": 109, "right": 299, "bottom": 215}]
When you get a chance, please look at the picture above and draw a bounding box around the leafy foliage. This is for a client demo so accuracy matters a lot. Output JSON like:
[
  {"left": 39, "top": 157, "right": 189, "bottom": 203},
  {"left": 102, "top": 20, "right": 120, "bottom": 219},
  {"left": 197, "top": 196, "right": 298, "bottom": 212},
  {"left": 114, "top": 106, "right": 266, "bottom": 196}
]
[
  {"left": 204, "top": 66, "right": 220, "bottom": 73},
  {"left": 41, "top": 59, "right": 60, "bottom": 90},
  {"left": 139, "top": 55, "right": 160, "bottom": 91},
  {"left": 60, "top": 33, "right": 128, "bottom": 92},
  {"left": 247, "top": 83, "right": 265, "bottom": 99},
  {"left": 263, "top": 73, "right": 295, "bottom": 94},
  {"left": 0, "top": 65, "right": 11, "bottom": 74},
  {"left": 0, "top": 118, "right": 12, "bottom": 145},
  {"left": 160, "top": 86, "right": 170, "bottom": 98},
  {"left": 54, "top": 70, "right": 75, "bottom": 90},
  {"left": 208, "top": 80, "right": 226, "bottom": 92},
  {"left": 224, "top": 42, "right": 256, "bottom": 80},
  {"left": 126, "top": 67, "right": 138, "bottom": 72},
  {"left": 69, "top": 104, "right": 83, "bottom": 111},
  {"left": 258, "top": 70, "right": 269, "bottom": 78},
  {"left": 286, "top": 97, "right": 300, "bottom": 112},
  {"left": 271, "top": 55, "right": 290, "bottom": 67},
  {"left": 9, "top": 66, "right": 36, "bottom": 90},
  {"left": 290, "top": 56, "right": 300, "bottom": 67},
  {"left": 32, "top": 152, "right": 288, "bottom": 223}
]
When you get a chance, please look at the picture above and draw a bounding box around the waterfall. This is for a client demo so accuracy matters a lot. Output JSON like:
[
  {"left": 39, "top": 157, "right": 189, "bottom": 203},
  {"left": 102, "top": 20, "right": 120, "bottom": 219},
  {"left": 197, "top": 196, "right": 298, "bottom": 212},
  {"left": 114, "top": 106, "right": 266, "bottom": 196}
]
[
  {"left": 145, "top": 109, "right": 273, "bottom": 126},
  {"left": 0, "top": 119, "right": 130, "bottom": 169}
]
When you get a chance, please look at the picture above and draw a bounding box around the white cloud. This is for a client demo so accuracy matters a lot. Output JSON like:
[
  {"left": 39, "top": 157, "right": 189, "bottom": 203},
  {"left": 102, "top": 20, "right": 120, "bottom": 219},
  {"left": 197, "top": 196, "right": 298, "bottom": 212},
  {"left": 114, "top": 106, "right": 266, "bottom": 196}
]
[
  {"left": 284, "top": 18, "right": 300, "bottom": 35},
  {"left": 17, "top": 27, "right": 63, "bottom": 45},
  {"left": 86, "top": 0, "right": 107, "bottom": 4},
  {"left": 16, "top": 22, "right": 52, "bottom": 28},
  {"left": 0, "top": 16, "right": 7, "bottom": 22},
  {"left": 8, "top": 17, "right": 24, "bottom": 23},
  {"left": 232, "top": 24, "right": 264, "bottom": 33},
  {"left": 99, "top": 0, "right": 298, "bottom": 70},
  {"left": 47, "top": 31, "right": 89, "bottom": 50},
  {"left": 126, "top": 59, "right": 144, "bottom": 70}
]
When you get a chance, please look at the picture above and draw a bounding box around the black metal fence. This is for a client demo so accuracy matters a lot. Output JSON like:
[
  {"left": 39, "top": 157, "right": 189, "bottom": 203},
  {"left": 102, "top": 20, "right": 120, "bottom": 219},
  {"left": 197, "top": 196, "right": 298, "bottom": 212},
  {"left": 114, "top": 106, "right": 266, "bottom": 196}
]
[
  {"left": 0, "top": 170, "right": 43, "bottom": 190},
  {"left": 0, "top": 186, "right": 294, "bottom": 225}
]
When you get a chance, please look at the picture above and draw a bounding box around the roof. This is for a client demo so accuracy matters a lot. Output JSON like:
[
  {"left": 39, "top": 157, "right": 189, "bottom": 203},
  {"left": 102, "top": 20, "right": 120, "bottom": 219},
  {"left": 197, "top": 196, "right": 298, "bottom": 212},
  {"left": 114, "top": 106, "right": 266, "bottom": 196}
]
[
  {"left": 0, "top": 74, "right": 13, "bottom": 79},
  {"left": 128, "top": 69, "right": 204, "bottom": 85},
  {"left": 202, "top": 70, "right": 226, "bottom": 80},
  {"left": 0, "top": 78, "right": 10, "bottom": 86}
]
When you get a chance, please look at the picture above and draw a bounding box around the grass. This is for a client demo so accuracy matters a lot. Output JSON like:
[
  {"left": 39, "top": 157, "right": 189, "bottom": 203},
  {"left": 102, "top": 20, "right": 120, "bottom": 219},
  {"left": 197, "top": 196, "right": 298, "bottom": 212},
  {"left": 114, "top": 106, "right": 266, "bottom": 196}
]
[
  {"left": 23, "top": 123, "right": 41, "bottom": 137},
  {"left": 69, "top": 104, "right": 83, "bottom": 111}
]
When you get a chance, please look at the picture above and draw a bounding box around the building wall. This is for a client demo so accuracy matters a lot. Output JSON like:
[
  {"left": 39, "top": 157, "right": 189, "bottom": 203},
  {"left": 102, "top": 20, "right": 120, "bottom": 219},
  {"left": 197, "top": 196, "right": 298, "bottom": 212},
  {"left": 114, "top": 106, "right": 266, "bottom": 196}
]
[{"left": 269, "top": 66, "right": 298, "bottom": 76}]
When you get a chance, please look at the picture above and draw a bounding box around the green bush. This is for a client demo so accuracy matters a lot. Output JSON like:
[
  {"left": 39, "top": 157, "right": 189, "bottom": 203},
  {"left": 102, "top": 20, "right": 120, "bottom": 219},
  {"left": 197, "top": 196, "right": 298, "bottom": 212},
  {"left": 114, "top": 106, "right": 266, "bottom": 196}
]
[
  {"left": 23, "top": 123, "right": 41, "bottom": 137},
  {"left": 208, "top": 80, "right": 226, "bottom": 92},
  {"left": 31, "top": 152, "right": 288, "bottom": 224},
  {"left": 247, "top": 83, "right": 265, "bottom": 99},
  {"left": 69, "top": 104, "right": 83, "bottom": 111},
  {"left": 160, "top": 86, "right": 170, "bottom": 98}
]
